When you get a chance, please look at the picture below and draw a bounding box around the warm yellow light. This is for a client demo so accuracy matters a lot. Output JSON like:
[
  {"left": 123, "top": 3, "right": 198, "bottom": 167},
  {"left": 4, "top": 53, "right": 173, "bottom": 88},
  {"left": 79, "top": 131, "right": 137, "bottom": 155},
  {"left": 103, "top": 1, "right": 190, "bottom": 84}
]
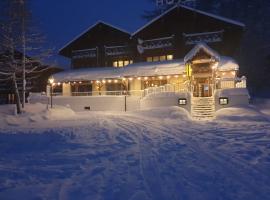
[
  {"left": 222, "top": 72, "right": 226, "bottom": 76},
  {"left": 96, "top": 80, "right": 100, "bottom": 84},
  {"left": 48, "top": 77, "right": 54, "bottom": 84},
  {"left": 174, "top": 75, "right": 179, "bottom": 78},
  {"left": 79, "top": 81, "right": 82, "bottom": 84},
  {"left": 144, "top": 77, "right": 148, "bottom": 80},
  {"left": 166, "top": 75, "right": 171, "bottom": 79},
  {"left": 114, "top": 80, "right": 118, "bottom": 83},
  {"left": 57, "top": 82, "right": 61, "bottom": 86},
  {"left": 137, "top": 77, "right": 141, "bottom": 80},
  {"left": 231, "top": 71, "right": 236, "bottom": 76},
  {"left": 102, "top": 80, "right": 106, "bottom": 84},
  {"left": 128, "top": 77, "right": 133, "bottom": 81},
  {"left": 159, "top": 76, "right": 163, "bottom": 80},
  {"left": 167, "top": 55, "right": 173, "bottom": 60},
  {"left": 73, "top": 81, "right": 76, "bottom": 84},
  {"left": 52, "top": 83, "right": 56, "bottom": 86},
  {"left": 122, "top": 77, "right": 126, "bottom": 81},
  {"left": 108, "top": 80, "right": 112, "bottom": 83},
  {"left": 183, "top": 74, "right": 187, "bottom": 78}
]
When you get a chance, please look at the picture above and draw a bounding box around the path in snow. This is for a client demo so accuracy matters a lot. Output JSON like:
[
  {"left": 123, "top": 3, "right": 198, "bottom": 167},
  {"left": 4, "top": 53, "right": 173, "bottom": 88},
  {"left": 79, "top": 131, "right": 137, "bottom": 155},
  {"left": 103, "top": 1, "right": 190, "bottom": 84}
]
[{"left": 0, "top": 106, "right": 270, "bottom": 200}]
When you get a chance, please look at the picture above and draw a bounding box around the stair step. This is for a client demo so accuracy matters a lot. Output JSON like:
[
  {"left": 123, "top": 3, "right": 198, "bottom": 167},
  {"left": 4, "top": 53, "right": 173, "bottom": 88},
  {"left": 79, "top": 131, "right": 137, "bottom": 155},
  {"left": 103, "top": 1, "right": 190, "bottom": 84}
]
[{"left": 191, "top": 97, "right": 215, "bottom": 121}]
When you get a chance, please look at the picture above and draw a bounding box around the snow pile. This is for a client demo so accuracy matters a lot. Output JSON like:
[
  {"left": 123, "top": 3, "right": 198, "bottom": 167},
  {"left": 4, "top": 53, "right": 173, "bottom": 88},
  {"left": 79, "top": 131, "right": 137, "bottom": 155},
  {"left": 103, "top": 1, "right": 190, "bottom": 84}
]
[
  {"left": 131, "top": 106, "right": 190, "bottom": 121},
  {"left": 215, "top": 105, "right": 268, "bottom": 123},
  {"left": 1, "top": 103, "right": 77, "bottom": 127},
  {"left": 45, "top": 105, "right": 76, "bottom": 119}
]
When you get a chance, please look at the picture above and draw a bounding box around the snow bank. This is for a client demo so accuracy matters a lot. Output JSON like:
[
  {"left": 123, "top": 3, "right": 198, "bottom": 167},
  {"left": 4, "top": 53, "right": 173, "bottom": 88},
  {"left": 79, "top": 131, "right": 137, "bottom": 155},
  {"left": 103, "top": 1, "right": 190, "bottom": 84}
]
[
  {"left": 215, "top": 105, "right": 268, "bottom": 123},
  {"left": 130, "top": 106, "right": 190, "bottom": 121}
]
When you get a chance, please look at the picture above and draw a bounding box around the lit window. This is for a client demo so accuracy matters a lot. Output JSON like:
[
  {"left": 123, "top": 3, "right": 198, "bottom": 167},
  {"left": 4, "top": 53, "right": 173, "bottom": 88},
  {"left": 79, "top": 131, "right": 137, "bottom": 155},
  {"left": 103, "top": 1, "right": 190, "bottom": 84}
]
[
  {"left": 160, "top": 55, "right": 166, "bottom": 61},
  {"left": 219, "top": 97, "right": 229, "bottom": 105},
  {"left": 113, "top": 61, "right": 118, "bottom": 67},
  {"left": 167, "top": 55, "right": 173, "bottom": 60},
  {"left": 178, "top": 98, "right": 187, "bottom": 105},
  {"left": 130, "top": 60, "right": 133, "bottom": 64},
  {"left": 153, "top": 56, "right": 159, "bottom": 62},
  {"left": 147, "top": 57, "right": 153, "bottom": 62},
  {"left": 118, "top": 61, "right": 124, "bottom": 67},
  {"left": 124, "top": 60, "right": 129, "bottom": 66}
]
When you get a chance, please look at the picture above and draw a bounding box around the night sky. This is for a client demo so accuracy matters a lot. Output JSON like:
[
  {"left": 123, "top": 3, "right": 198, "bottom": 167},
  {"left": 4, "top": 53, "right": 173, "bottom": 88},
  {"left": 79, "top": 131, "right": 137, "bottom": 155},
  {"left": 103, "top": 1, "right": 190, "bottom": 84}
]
[{"left": 31, "top": 0, "right": 153, "bottom": 68}]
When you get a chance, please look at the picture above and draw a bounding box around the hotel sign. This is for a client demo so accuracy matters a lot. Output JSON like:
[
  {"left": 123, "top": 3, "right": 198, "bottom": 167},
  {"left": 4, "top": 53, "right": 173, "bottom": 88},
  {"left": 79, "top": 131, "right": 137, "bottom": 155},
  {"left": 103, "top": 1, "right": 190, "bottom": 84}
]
[{"left": 156, "top": 0, "right": 195, "bottom": 7}]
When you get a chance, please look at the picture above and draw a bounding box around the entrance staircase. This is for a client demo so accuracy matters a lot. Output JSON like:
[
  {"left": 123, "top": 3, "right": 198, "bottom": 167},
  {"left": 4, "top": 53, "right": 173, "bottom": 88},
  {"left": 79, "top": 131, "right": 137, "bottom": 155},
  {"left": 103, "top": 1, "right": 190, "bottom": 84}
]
[{"left": 191, "top": 97, "right": 215, "bottom": 120}]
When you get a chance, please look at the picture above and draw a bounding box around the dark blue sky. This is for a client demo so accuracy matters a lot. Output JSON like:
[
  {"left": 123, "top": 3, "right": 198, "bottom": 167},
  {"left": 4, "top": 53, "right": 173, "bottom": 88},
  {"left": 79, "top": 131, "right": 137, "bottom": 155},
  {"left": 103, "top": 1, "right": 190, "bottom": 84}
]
[{"left": 31, "top": 0, "right": 153, "bottom": 68}]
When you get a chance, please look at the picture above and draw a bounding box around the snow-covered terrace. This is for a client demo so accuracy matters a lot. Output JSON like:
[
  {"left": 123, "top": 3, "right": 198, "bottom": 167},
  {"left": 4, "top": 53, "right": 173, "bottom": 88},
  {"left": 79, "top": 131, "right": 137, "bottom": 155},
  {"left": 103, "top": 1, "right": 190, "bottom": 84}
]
[{"left": 52, "top": 57, "right": 239, "bottom": 82}]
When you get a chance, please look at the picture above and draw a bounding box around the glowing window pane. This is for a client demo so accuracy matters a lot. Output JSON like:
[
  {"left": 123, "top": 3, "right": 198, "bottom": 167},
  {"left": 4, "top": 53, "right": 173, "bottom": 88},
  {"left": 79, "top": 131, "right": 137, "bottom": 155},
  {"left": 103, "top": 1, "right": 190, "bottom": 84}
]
[
  {"left": 219, "top": 97, "right": 229, "bottom": 105},
  {"left": 147, "top": 57, "right": 153, "bottom": 62},
  {"left": 167, "top": 55, "right": 173, "bottom": 60},
  {"left": 113, "top": 61, "right": 118, "bottom": 67},
  {"left": 124, "top": 60, "right": 129, "bottom": 66},
  {"left": 130, "top": 60, "right": 133, "bottom": 64},
  {"left": 160, "top": 55, "right": 166, "bottom": 61},
  {"left": 118, "top": 61, "right": 124, "bottom": 67},
  {"left": 153, "top": 56, "right": 159, "bottom": 62}
]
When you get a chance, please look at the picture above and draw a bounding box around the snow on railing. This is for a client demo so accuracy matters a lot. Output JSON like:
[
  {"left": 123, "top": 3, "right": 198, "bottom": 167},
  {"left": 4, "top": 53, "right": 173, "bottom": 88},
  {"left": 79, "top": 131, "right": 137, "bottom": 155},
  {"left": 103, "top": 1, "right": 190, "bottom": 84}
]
[
  {"left": 70, "top": 90, "right": 144, "bottom": 97},
  {"left": 217, "top": 76, "right": 247, "bottom": 89},
  {"left": 142, "top": 83, "right": 188, "bottom": 97}
]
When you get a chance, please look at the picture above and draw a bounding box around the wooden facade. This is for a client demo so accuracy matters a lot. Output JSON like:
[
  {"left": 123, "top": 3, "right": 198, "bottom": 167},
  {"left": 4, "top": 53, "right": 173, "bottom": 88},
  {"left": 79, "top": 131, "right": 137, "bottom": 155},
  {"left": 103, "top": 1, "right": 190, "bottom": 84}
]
[{"left": 59, "top": 5, "right": 244, "bottom": 70}]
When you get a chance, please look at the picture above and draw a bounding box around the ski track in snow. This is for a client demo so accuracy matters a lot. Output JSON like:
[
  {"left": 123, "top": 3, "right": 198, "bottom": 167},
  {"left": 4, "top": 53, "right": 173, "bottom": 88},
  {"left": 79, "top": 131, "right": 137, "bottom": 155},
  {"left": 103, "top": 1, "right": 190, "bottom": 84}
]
[{"left": 0, "top": 109, "right": 270, "bottom": 199}]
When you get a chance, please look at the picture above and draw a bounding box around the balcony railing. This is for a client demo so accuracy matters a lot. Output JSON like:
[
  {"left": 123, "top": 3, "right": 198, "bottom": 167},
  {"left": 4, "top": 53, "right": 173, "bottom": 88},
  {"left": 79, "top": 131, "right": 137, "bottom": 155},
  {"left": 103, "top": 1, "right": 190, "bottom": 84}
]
[
  {"left": 72, "top": 48, "right": 97, "bottom": 59},
  {"left": 183, "top": 30, "right": 224, "bottom": 45},
  {"left": 105, "top": 45, "right": 130, "bottom": 56}
]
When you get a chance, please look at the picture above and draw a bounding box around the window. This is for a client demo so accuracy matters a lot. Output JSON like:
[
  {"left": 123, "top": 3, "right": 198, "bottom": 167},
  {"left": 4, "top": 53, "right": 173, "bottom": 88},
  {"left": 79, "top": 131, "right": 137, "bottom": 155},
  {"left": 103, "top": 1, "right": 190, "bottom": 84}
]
[
  {"left": 147, "top": 57, "right": 153, "bottom": 62},
  {"left": 113, "top": 60, "right": 133, "bottom": 68},
  {"left": 219, "top": 97, "right": 229, "bottom": 105},
  {"left": 167, "top": 55, "right": 173, "bottom": 60},
  {"left": 146, "top": 55, "right": 174, "bottom": 62},
  {"left": 178, "top": 98, "right": 187, "bottom": 105}
]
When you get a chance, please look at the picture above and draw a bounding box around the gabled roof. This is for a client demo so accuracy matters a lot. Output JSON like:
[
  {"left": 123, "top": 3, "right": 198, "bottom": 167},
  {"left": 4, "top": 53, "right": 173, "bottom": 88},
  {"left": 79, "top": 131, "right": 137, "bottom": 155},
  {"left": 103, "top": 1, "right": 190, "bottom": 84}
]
[
  {"left": 132, "top": 4, "right": 245, "bottom": 37},
  {"left": 184, "top": 42, "right": 220, "bottom": 63},
  {"left": 59, "top": 20, "right": 131, "bottom": 54}
]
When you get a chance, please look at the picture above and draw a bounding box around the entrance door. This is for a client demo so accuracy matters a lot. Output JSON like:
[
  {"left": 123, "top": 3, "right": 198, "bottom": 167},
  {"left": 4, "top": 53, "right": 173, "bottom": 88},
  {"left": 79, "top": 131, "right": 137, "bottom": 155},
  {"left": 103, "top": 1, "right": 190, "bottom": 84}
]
[{"left": 193, "top": 77, "right": 212, "bottom": 97}]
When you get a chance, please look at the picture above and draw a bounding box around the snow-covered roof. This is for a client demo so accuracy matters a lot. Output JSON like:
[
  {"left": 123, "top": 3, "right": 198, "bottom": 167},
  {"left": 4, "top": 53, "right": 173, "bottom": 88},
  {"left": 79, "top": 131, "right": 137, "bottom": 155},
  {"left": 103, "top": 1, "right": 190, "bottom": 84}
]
[
  {"left": 52, "top": 57, "right": 239, "bottom": 82},
  {"left": 59, "top": 21, "right": 131, "bottom": 53},
  {"left": 52, "top": 60, "right": 185, "bottom": 82},
  {"left": 184, "top": 42, "right": 220, "bottom": 63},
  {"left": 132, "top": 4, "right": 245, "bottom": 36},
  {"left": 218, "top": 56, "right": 239, "bottom": 71}
]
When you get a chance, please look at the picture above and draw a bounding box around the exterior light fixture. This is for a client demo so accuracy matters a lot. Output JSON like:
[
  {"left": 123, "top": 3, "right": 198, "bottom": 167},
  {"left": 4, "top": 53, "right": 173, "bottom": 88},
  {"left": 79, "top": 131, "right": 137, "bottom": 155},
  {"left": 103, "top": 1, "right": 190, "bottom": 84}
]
[
  {"left": 222, "top": 72, "right": 226, "bottom": 76},
  {"left": 167, "top": 75, "right": 171, "bottom": 79},
  {"left": 79, "top": 81, "right": 82, "bottom": 84},
  {"left": 108, "top": 80, "right": 112, "bottom": 83},
  {"left": 137, "top": 77, "right": 141, "bottom": 80},
  {"left": 159, "top": 76, "right": 163, "bottom": 80},
  {"left": 178, "top": 98, "right": 187, "bottom": 105},
  {"left": 128, "top": 77, "right": 133, "bottom": 81},
  {"left": 48, "top": 77, "right": 54, "bottom": 109},
  {"left": 144, "top": 77, "right": 148, "bottom": 80},
  {"left": 183, "top": 74, "right": 187, "bottom": 78},
  {"left": 114, "top": 80, "right": 118, "bottom": 83},
  {"left": 219, "top": 97, "right": 229, "bottom": 105},
  {"left": 102, "top": 80, "right": 106, "bottom": 84},
  {"left": 174, "top": 75, "right": 179, "bottom": 78}
]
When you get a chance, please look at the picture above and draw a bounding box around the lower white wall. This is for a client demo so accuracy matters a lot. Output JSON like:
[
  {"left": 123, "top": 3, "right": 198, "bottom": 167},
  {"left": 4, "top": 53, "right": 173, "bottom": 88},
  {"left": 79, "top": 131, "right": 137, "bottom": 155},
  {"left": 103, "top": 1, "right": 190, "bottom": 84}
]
[
  {"left": 29, "top": 93, "right": 141, "bottom": 112},
  {"left": 215, "top": 88, "right": 250, "bottom": 111},
  {"left": 140, "top": 92, "right": 191, "bottom": 112}
]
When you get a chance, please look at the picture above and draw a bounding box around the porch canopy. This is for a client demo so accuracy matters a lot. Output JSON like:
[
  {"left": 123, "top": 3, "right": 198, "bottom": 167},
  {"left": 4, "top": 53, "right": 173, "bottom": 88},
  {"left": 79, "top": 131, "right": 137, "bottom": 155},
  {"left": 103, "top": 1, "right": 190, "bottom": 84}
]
[{"left": 52, "top": 57, "right": 239, "bottom": 83}]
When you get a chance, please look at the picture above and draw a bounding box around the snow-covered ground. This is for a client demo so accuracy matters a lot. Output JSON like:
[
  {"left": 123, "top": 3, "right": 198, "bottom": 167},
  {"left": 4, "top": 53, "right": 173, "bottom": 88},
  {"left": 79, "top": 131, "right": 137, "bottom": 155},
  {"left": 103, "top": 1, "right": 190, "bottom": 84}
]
[{"left": 0, "top": 101, "right": 270, "bottom": 200}]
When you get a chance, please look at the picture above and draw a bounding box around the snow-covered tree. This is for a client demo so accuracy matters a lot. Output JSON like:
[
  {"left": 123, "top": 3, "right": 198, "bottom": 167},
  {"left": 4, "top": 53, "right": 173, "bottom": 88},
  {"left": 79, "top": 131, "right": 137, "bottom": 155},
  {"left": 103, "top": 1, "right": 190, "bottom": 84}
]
[{"left": 0, "top": 0, "right": 52, "bottom": 113}]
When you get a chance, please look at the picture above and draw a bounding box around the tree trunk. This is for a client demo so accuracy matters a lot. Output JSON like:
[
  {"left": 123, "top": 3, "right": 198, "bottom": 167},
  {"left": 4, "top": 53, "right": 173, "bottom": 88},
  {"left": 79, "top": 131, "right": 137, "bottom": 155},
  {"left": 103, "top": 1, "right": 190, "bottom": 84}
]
[{"left": 12, "top": 73, "right": 22, "bottom": 114}]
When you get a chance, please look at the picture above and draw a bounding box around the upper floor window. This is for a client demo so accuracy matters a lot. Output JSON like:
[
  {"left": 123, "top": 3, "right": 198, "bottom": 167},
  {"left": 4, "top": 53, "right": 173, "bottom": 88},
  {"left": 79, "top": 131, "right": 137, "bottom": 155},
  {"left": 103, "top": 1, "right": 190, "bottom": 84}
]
[
  {"left": 113, "top": 60, "right": 133, "bottom": 68},
  {"left": 146, "top": 55, "right": 174, "bottom": 62}
]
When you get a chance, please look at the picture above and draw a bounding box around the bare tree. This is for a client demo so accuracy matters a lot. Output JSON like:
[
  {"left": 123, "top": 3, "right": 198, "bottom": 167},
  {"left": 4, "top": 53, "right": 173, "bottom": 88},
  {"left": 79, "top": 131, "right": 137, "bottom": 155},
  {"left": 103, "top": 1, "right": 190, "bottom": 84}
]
[{"left": 0, "top": 0, "right": 53, "bottom": 114}]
